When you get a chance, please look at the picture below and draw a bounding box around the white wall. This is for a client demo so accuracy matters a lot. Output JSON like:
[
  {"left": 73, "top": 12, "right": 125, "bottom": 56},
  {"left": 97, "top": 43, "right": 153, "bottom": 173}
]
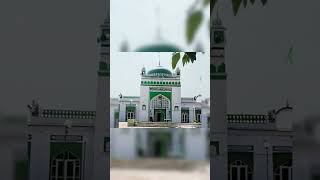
[
  {"left": 139, "top": 86, "right": 149, "bottom": 121},
  {"left": 111, "top": 129, "right": 136, "bottom": 160},
  {"left": 29, "top": 125, "right": 94, "bottom": 180},
  {"left": 185, "top": 129, "right": 207, "bottom": 160},
  {"left": 171, "top": 86, "right": 181, "bottom": 123}
]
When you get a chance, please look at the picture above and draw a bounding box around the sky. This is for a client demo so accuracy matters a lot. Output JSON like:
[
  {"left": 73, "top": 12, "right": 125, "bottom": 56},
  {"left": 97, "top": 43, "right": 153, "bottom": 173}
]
[
  {"left": 0, "top": 0, "right": 319, "bottom": 122},
  {"left": 110, "top": 53, "right": 210, "bottom": 100},
  {"left": 110, "top": 0, "right": 210, "bottom": 52}
]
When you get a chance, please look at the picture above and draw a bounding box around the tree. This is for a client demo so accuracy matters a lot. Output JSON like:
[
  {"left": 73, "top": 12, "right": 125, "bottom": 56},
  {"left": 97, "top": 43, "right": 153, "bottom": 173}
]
[{"left": 172, "top": 0, "right": 268, "bottom": 69}]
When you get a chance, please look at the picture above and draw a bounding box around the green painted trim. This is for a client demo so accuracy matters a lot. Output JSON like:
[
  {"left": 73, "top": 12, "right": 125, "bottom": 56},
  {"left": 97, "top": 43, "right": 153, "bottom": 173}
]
[
  {"left": 228, "top": 152, "right": 254, "bottom": 169},
  {"left": 98, "top": 71, "right": 109, "bottom": 77},
  {"left": 210, "top": 64, "right": 216, "bottom": 73},
  {"left": 149, "top": 91, "right": 172, "bottom": 102},
  {"left": 104, "top": 137, "right": 110, "bottom": 152},
  {"left": 273, "top": 152, "right": 292, "bottom": 170},
  {"left": 141, "top": 81, "right": 180, "bottom": 87},
  {"left": 210, "top": 74, "right": 227, "bottom": 80},
  {"left": 50, "top": 142, "right": 83, "bottom": 160},
  {"left": 217, "top": 63, "right": 226, "bottom": 73}
]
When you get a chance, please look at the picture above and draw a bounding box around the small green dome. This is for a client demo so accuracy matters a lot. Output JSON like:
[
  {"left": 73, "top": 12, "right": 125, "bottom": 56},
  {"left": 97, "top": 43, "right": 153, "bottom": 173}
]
[
  {"left": 135, "top": 43, "right": 182, "bottom": 52},
  {"left": 147, "top": 67, "right": 173, "bottom": 77}
]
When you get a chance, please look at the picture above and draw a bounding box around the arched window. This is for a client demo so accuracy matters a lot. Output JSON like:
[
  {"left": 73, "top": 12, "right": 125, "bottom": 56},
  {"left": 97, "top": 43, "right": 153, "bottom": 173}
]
[
  {"left": 274, "top": 162, "right": 292, "bottom": 180},
  {"left": 229, "top": 160, "right": 253, "bottom": 180},
  {"left": 150, "top": 95, "right": 170, "bottom": 109},
  {"left": 50, "top": 151, "right": 81, "bottom": 180}
]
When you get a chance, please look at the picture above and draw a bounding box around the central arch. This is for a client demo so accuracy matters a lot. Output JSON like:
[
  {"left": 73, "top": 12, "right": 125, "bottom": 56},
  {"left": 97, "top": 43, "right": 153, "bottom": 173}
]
[
  {"left": 149, "top": 94, "right": 171, "bottom": 122},
  {"left": 50, "top": 151, "right": 81, "bottom": 180}
]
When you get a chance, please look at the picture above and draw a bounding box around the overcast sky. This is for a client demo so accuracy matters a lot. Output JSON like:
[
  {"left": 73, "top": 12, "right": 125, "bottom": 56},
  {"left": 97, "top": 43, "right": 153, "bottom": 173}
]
[
  {"left": 0, "top": 0, "right": 319, "bottom": 122},
  {"left": 111, "top": 0, "right": 210, "bottom": 52},
  {"left": 110, "top": 52, "right": 209, "bottom": 100}
]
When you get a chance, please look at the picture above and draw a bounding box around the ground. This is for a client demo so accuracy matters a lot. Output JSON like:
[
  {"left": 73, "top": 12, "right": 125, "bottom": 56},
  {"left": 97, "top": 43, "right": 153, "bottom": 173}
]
[
  {"left": 111, "top": 159, "right": 210, "bottom": 180},
  {"left": 111, "top": 168, "right": 210, "bottom": 180},
  {"left": 118, "top": 122, "right": 201, "bottom": 128}
]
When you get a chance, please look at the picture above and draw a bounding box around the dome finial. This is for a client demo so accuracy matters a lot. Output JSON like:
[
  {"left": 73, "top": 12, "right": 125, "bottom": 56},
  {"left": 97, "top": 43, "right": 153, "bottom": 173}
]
[
  {"left": 155, "top": 5, "right": 163, "bottom": 41},
  {"left": 214, "top": 4, "right": 222, "bottom": 25},
  {"left": 158, "top": 52, "right": 161, "bottom": 67}
]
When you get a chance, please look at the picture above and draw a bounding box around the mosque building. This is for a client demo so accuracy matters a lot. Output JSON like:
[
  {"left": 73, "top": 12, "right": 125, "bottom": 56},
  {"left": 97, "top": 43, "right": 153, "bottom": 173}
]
[
  {"left": 110, "top": 61, "right": 210, "bottom": 128},
  {"left": 24, "top": 5, "right": 294, "bottom": 180}
]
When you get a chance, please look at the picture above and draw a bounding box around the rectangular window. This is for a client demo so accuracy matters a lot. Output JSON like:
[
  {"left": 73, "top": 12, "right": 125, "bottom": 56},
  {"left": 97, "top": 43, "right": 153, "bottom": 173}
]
[
  {"left": 104, "top": 137, "right": 110, "bottom": 152},
  {"left": 195, "top": 109, "right": 201, "bottom": 122},
  {"left": 181, "top": 108, "right": 189, "bottom": 123},
  {"left": 181, "top": 113, "right": 189, "bottom": 122},
  {"left": 126, "top": 112, "right": 135, "bottom": 120}
]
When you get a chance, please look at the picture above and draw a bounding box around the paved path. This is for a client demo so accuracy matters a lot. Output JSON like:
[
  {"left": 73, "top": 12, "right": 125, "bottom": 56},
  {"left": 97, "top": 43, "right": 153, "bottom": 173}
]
[{"left": 111, "top": 165, "right": 209, "bottom": 180}]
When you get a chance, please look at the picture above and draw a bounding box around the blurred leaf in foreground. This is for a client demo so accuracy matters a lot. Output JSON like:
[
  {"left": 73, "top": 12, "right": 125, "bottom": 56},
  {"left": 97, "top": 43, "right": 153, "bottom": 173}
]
[
  {"left": 186, "top": 11, "right": 203, "bottom": 44},
  {"left": 172, "top": 52, "right": 181, "bottom": 69}
]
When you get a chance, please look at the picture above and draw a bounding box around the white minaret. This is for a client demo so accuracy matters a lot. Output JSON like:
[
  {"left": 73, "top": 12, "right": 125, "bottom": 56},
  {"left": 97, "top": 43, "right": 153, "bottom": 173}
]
[
  {"left": 93, "top": 1, "right": 110, "bottom": 179},
  {"left": 210, "top": 8, "right": 228, "bottom": 180}
]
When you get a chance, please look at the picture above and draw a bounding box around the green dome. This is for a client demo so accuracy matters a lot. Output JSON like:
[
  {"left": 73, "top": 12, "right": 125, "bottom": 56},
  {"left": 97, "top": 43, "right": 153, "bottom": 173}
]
[
  {"left": 135, "top": 43, "right": 182, "bottom": 52},
  {"left": 147, "top": 67, "right": 173, "bottom": 77}
]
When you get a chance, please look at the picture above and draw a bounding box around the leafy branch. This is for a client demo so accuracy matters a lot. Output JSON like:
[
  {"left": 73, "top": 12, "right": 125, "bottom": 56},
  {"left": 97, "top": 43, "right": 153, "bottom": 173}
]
[
  {"left": 186, "top": 0, "right": 210, "bottom": 44},
  {"left": 186, "top": 0, "right": 268, "bottom": 45},
  {"left": 172, "top": 52, "right": 197, "bottom": 69}
]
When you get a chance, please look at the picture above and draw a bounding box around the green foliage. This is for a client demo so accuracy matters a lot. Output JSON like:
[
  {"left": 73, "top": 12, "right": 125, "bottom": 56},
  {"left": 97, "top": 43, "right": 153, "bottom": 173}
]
[
  {"left": 182, "top": 53, "right": 189, "bottom": 66},
  {"left": 186, "top": 10, "right": 203, "bottom": 44},
  {"left": 232, "top": 0, "right": 243, "bottom": 15},
  {"left": 204, "top": 0, "right": 211, "bottom": 6},
  {"left": 172, "top": 52, "right": 181, "bottom": 69},
  {"left": 185, "top": 52, "right": 197, "bottom": 62},
  {"left": 211, "top": 0, "right": 268, "bottom": 16},
  {"left": 171, "top": 52, "right": 197, "bottom": 70}
]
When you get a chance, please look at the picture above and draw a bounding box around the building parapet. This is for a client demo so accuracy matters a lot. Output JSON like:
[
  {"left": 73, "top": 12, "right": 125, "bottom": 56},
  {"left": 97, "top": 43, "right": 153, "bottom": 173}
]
[
  {"left": 227, "top": 114, "right": 274, "bottom": 124},
  {"left": 34, "top": 109, "right": 96, "bottom": 119}
]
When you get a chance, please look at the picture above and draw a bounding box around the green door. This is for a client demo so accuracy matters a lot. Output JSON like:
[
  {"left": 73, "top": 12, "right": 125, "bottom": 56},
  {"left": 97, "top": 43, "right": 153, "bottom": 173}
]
[
  {"left": 149, "top": 132, "right": 171, "bottom": 158},
  {"left": 154, "top": 109, "right": 166, "bottom": 122},
  {"left": 154, "top": 140, "right": 167, "bottom": 157}
]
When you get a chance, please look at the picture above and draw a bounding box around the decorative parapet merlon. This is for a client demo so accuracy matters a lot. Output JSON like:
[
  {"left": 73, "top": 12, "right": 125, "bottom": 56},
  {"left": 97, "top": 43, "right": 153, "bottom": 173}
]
[
  {"left": 227, "top": 114, "right": 275, "bottom": 124},
  {"left": 38, "top": 109, "right": 96, "bottom": 119}
]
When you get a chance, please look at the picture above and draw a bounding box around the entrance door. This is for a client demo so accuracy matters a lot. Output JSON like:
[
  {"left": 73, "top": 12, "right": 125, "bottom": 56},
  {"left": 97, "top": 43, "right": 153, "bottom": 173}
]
[
  {"left": 149, "top": 132, "right": 171, "bottom": 158},
  {"left": 54, "top": 160, "right": 77, "bottom": 180},
  {"left": 279, "top": 166, "right": 292, "bottom": 180},
  {"left": 51, "top": 151, "right": 81, "bottom": 180},
  {"left": 230, "top": 165, "right": 248, "bottom": 180},
  {"left": 154, "top": 109, "right": 165, "bottom": 122},
  {"left": 154, "top": 140, "right": 166, "bottom": 157}
]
